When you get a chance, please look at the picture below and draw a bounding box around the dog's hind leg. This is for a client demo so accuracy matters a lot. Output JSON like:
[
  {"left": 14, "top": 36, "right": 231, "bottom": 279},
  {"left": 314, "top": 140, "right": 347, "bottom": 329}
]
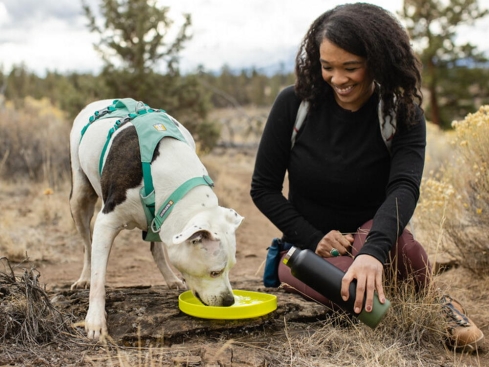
[
  {"left": 70, "top": 171, "right": 98, "bottom": 290},
  {"left": 151, "top": 242, "right": 186, "bottom": 289}
]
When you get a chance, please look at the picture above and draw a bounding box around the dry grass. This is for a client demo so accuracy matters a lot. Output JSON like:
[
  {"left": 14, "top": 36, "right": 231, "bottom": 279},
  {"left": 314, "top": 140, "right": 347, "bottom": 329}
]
[
  {"left": 0, "top": 179, "right": 75, "bottom": 263},
  {"left": 0, "top": 257, "right": 88, "bottom": 365},
  {"left": 0, "top": 257, "right": 75, "bottom": 343}
]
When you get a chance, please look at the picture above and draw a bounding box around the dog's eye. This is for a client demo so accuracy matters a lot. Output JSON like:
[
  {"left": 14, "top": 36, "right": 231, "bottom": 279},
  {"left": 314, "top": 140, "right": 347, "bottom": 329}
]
[{"left": 210, "top": 270, "right": 223, "bottom": 278}]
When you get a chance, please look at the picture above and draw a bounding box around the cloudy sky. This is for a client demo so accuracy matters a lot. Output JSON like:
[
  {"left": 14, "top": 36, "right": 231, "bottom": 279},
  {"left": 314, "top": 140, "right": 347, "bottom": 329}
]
[{"left": 1, "top": 0, "right": 489, "bottom": 76}]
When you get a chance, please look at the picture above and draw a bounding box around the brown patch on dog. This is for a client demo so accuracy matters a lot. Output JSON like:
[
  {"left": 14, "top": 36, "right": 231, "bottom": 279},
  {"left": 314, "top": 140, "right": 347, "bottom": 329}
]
[{"left": 101, "top": 126, "right": 160, "bottom": 214}]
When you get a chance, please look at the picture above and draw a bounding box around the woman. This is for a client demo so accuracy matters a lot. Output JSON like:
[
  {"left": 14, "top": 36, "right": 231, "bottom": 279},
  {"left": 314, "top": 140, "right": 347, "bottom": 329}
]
[{"left": 250, "top": 3, "right": 483, "bottom": 351}]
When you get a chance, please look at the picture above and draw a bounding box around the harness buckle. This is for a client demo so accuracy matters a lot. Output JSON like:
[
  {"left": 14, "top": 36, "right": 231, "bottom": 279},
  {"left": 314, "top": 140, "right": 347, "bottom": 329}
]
[
  {"left": 135, "top": 101, "right": 149, "bottom": 113},
  {"left": 203, "top": 175, "right": 214, "bottom": 187}
]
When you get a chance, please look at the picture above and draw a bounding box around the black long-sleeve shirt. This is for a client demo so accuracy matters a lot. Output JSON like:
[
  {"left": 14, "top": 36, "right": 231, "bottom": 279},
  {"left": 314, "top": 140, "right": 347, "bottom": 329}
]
[{"left": 250, "top": 85, "right": 426, "bottom": 264}]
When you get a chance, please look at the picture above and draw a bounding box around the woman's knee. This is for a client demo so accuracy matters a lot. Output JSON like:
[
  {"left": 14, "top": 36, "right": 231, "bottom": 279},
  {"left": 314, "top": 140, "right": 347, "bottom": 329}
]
[{"left": 390, "top": 229, "right": 432, "bottom": 287}]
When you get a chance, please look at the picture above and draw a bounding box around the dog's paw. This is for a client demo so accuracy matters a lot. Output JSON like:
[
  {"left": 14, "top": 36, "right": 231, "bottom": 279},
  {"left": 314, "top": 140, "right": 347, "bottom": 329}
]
[
  {"left": 85, "top": 307, "right": 108, "bottom": 341},
  {"left": 167, "top": 279, "right": 186, "bottom": 290},
  {"left": 71, "top": 279, "right": 91, "bottom": 290}
]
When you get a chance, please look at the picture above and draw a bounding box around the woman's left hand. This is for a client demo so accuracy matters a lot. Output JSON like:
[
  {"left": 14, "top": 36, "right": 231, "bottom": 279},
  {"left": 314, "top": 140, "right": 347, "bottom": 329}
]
[
  {"left": 316, "top": 230, "right": 354, "bottom": 258},
  {"left": 340, "top": 255, "right": 385, "bottom": 314}
]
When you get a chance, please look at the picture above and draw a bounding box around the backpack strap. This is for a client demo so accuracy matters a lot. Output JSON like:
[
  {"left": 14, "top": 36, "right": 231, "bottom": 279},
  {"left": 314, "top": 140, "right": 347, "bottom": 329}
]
[
  {"left": 377, "top": 98, "right": 396, "bottom": 152},
  {"left": 291, "top": 100, "right": 397, "bottom": 153},
  {"left": 290, "top": 101, "right": 310, "bottom": 149}
]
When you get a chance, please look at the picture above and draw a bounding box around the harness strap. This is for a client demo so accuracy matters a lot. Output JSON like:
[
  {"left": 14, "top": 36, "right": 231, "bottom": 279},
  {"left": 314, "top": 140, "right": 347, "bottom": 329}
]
[
  {"left": 98, "top": 116, "right": 132, "bottom": 175},
  {"left": 132, "top": 110, "right": 186, "bottom": 196},
  {"left": 80, "top": 98, "right": 143, "bottom": 144},
  {"left": 80, "top": 102, "right": 118, "bottom": 141},
  {"left": 142, "top": 163, "right": 153, "bottom": 196},
  {"left": 140, "top": 188, "right": 158, "bottom": 242},
  {"left": 150, "top": 175, "right": 214, "bottom": 234}
]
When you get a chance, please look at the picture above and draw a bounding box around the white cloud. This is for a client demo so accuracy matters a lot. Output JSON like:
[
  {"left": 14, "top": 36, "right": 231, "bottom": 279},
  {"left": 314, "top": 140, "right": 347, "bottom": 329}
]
[
  {"left": 1, "top": 17, "right": 102, "bottom": 74},
  {"left": 0, "top": 0, "right": 488, "bottom": 76},
  {"left": 0, "top": 3, "right": 9, "bottom": 26},
  {"left": 166, "top": 0, "right": 405, "bottom": 72}
]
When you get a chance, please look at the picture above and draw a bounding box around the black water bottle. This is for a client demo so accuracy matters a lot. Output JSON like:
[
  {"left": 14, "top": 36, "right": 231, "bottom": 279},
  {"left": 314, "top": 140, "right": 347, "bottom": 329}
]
[{"left": 283, "top": 246, "right": 390, "bottom": 329}]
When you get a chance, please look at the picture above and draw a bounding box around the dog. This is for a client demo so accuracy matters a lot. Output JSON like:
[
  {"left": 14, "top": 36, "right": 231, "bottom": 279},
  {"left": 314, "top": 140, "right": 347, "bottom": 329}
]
[{"left": 69, "top": 99, "right": 243, "bottom": 340}]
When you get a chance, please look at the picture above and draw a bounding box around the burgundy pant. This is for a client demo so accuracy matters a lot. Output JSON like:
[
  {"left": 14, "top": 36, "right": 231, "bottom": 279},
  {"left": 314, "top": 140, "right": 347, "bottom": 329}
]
[{"left": 278, "top": 220, "right": 432, "bottom": 308}]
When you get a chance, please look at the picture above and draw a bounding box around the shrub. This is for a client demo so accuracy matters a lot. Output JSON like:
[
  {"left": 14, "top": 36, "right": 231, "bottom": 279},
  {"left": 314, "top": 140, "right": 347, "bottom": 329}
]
[
  {"left": 417, "top": 106, "right": 489, "bottom": 274},
  {"left": 0, "top": 97, "right": 71, "bottom": 185}
]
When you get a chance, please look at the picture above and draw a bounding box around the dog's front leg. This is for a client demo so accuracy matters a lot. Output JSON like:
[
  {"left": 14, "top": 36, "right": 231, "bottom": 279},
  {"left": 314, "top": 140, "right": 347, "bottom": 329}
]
[
  {"left": 85, "top": 215, "right": 119, "bottom": 340},
  {"left": 151, "top": 242, "right": 186, "bottom": 289}
]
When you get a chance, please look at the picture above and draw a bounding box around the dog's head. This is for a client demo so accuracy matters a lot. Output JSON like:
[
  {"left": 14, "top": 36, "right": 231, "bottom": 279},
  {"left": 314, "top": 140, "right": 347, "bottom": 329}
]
[{"left": 168, "top": 207, "right": 243, "bottom": 306}]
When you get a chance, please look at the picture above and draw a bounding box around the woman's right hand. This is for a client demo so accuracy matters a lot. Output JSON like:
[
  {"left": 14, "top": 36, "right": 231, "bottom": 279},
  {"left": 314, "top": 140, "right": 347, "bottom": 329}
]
[{"left": 315, "top": 230, "right": 354, "bottom": 258}]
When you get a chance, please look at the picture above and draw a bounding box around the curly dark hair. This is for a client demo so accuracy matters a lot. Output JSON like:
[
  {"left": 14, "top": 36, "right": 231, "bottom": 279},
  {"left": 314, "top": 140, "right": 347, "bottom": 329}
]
[{"left": 295, "top": 2, "right": 423, "bottom": 127}]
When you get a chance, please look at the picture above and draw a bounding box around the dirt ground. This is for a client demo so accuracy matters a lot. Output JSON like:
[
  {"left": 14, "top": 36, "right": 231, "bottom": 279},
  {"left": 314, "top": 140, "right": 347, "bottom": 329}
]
[{"left": 1, "top": 148, "right": 488, "bottom": 366}]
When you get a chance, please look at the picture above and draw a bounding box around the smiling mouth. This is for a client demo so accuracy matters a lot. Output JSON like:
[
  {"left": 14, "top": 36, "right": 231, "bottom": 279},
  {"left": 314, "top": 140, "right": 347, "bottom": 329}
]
[{"left": 333, "top": 85, "right": 354, "bottom": 96}]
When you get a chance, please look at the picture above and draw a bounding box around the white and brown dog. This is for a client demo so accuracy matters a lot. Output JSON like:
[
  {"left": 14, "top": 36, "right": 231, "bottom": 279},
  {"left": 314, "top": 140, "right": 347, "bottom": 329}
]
[{"left": 69, "top": 99, "right": 243, "bottom": 340}]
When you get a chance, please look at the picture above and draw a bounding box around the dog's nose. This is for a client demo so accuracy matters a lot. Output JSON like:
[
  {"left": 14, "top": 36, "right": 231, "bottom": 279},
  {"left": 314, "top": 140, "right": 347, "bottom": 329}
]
[{"left": 222, "top": 293, "right": 235, "bottom": 307}]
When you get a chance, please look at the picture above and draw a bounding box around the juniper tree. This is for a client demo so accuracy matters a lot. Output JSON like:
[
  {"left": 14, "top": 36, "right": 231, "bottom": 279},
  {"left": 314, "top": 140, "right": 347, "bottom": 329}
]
[
  {"left": 83, "top": 0, "right": 215, "bottom": 148},
  {"left": 400, "top": 0, "right": 489, "bottom": 128}
]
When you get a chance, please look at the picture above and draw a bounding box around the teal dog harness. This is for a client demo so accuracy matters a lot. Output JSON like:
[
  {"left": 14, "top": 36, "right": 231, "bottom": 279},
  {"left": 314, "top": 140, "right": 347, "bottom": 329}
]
[{"left": 80, "top": 98, "right": 214, "bottom": 242}]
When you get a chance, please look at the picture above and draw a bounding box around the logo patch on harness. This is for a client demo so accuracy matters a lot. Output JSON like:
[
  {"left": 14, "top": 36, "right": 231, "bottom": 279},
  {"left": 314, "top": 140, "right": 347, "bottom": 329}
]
[
  {"left": 158, "top": 200, "right": 174, "bottom": 217},
  {"left": 153, "top": 123, "right": 167, "bottom": 131}
]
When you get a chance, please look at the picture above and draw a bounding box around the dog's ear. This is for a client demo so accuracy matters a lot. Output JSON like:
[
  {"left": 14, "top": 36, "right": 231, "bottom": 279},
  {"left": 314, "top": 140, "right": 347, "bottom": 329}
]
[
  {"left": 222, "top": 207, "right": 244, "bottom": 229},
  {"left": 172, "top": 209, "right": 242, "bottom": 245},
  {"left": 173, "top": 222, "right": 219, "bottom": 245},
  {"left": 173, "top": 228, "right": 222, "bottom": 257}
]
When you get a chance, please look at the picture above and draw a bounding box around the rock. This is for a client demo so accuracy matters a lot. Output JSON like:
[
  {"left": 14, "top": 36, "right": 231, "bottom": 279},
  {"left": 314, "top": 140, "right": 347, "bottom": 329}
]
[
  {"left": 432, "top": 253, "right": 459, "bottom": 274},
  {"left": 172, "top": 355, "right": 202, "bottom": 366}
]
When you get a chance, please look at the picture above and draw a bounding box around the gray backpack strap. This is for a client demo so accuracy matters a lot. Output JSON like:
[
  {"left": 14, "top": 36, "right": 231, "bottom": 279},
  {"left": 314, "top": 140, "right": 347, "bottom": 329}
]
[
  {"left": 291, "top": 101, "right": 310, "bottom": 149},
  {"left": 377, "top": 98, "right": 396, "bottom": 152}
]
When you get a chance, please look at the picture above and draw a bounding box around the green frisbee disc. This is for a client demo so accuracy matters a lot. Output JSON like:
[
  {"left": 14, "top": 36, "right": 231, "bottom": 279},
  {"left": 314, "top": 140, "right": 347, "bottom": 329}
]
[{"left": 179, "top": 289, "right": 277, "bottom": 319}]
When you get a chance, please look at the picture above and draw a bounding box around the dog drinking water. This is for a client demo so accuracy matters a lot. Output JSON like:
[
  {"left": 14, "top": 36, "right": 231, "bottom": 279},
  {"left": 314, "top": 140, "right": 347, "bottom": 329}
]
[{"left": 69, "top": 99, "right": 243, "bottom": 340}]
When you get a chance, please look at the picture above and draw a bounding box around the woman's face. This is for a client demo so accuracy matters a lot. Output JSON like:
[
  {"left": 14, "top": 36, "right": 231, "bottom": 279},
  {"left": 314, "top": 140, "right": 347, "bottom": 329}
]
[{"left": 319, "top": 38, "right": 374, "bottom": 111}]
